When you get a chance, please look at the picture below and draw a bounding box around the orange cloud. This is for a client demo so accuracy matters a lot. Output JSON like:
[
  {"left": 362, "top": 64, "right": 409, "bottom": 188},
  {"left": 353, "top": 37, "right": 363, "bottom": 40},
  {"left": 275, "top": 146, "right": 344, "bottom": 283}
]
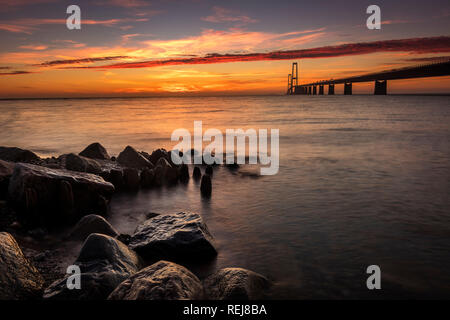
[{"left": 64, "top": 36, "right": 450, "bottom": 70}]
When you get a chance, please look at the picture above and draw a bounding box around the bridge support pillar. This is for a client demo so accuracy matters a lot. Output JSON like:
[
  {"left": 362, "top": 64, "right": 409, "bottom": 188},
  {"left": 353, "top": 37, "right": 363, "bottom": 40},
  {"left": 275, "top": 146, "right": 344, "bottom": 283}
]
[
  {"left": 328, "top": 84, "right": 335, "bottom": 95},
  {"left": 344, "top": 82, "right": 352, "bottom": 95},
  {"left": 308, "top": 86, "right": 311, "bottom": 95},
  {"left": 374, "top": 80, "right": 387, "bottom": 95},
  {"left": 313, "top": 86, "right": 317, "bottom": 95},
  {"left": 319, "top": 85, "right": 324, "bottom": 95}
]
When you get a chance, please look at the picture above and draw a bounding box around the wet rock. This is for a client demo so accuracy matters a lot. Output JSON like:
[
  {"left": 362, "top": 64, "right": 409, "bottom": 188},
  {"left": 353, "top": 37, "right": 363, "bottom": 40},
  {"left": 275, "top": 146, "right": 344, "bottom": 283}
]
[
  {"left": 111, "top": 156, "right": 116, "bottom": 162},
  {"left": 44, "top": 233, "right": 142, "bottom": 300},
  {"left": 0, "top": 159, "right": 14, "bottom": 199},
  {"left": 117, "top": 146, "right": 154, "bottom": 169},
  {"left": 155, "top": 158, "right": 177, "bottom": 185},
  {"left": 108, "top": 260, "right": 202, "bottom": 300},
  {"left": 193, "top": 166, "right": 201, "bottom": 180},
  {"left": 117, "top": 233, "right": 131, "bottom": 245},
  {"left": 108, "top": 169, "right": 123, "bottom": 190},
  {"left": 8, "top": 163, "right": 114, "bottom": 226},
  {"left": 123, "top": 167, "right": 140, "bottom": 191},
  {"left": 200, "top": 174, "right": 212, "bottom": 197},
  {"left": 148, "top": 149, "right": 170, "bottom": 167},
  {"left": 153, "top": 165, "right": 164, "bottom": 187},
  {"left": 205, "top": 165, "right": 213, "bottom": 176},
  {"left": 59, "top": 153, "right": 102, "bottom": 174},
  {"left": 0, "top": 232, "right": 44, "bottom": 299},
  {"left": 69, "top": 214, "right": 119, "bottom": 241},
  {"left": 79, "top": 142, "right": 110, "bottom": 160},
  {"left": 0, "top": 146, "right": 40, "bottom": 163},
  {"left": 140, "top": 168, "right": 154, "bottom": 188},
  {"left": 203, "top": 268, "right": 270, "bottom": 300},
  {"left": 179, "top": 164, "right": 189, "bottom": 183},
  {"left": 129, "top": 212, "right": 217, "bottom": 262}
]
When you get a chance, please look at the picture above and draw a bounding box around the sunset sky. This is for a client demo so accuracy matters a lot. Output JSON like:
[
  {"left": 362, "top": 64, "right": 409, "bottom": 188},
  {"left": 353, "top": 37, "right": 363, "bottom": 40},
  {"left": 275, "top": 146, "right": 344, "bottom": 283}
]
[{"left": 0, "top": 0, "right": 449, "bottom": 98}]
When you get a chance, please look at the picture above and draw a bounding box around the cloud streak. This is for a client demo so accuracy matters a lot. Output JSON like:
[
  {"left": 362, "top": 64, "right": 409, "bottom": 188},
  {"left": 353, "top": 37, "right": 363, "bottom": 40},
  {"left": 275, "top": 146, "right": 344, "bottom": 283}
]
[
  {"left": 66, "top": 36, "right": 450, "bottom": 70},
  {"left": 0, "top": 70, "right": 34, "bottom": 76},
  {"left": 36, "top": 56, "right": 131, "bottom": 67}
]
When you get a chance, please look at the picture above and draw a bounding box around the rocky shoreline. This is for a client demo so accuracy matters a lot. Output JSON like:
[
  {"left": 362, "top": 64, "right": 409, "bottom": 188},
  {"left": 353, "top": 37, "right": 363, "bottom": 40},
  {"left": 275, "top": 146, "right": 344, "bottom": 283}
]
[{"left": 0, "top": 143, "right": 270, "bottom": 300}]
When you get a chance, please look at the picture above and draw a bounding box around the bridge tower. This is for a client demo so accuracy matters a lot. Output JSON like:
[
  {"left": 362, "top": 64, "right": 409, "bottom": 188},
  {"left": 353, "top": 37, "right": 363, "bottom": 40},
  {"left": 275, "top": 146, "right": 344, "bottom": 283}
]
[
  {"left": 319, "top": 84, "right": 324, "bottom": 95},
  {"left": 374, "top": 80, "right": 387, "bottom": 95},
  {"left": 290, "top": 62, "right": 299, "bottom": 95},
  {"left": 344, "top": 82, "right": 352, "bottom": 95},
  {"left": 328, "top": 83, "right": 335, "bottom": 95},
  {"left": 287, "top": 74, "right": 292, "bottom": 94}
]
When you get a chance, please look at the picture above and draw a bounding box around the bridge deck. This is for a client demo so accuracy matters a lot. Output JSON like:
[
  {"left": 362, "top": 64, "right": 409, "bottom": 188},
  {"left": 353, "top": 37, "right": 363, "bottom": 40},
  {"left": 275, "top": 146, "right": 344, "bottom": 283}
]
[{"left": 298, "top": 60, "right": 450, "bottom": 87}]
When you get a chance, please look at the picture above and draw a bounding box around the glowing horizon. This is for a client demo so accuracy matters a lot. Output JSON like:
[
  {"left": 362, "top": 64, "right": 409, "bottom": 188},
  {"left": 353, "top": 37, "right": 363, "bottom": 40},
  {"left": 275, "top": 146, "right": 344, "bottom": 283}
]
[{"left": 0, "top": 0, "right": 449, "bottom": 98}]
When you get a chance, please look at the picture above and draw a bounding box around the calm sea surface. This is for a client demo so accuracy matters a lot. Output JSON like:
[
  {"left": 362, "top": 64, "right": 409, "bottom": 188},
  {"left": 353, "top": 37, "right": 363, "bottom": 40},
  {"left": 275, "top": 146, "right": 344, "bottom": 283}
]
[{"left": 1, "top": 95, "right": 449, "bottom": 299}]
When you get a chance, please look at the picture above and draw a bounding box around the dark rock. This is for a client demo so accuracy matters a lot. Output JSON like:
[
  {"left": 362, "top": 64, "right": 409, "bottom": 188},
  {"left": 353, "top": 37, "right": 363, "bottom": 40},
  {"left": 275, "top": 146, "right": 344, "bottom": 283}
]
[
  {"left": 108, "top": 260, "right": 202, "bottom": 300},
  {"left": 108, "top": 169, "right": 123, "bottom": 190},
  {"left": 200, "top": 174, "right": 212, "bottom": 197},
  {"left": 28, "top": 228, "right": 47, "bottom": 240},
  {"left": 146, "top": 212, "right": 159, "bottom": 219},
  {"left": 225, "top": 163, "right": 240, "bottom": 170},
  {"left": 111, "top": 156, "right": 116, "bottom": 162},
  {"left": 117, "top": 146, "right": 154, "bottom": 169},
  {"left": 203, "top": 268, "right": 270, "bottom": 300},
  {"left": 79, "top": 142, "right": 110, "bottom": 160},
  {"left": 153, "top": 165, "right": 164, "bottom": 187},
  {"left": 179, "top": 164, "right": 189, "bottom": 183},
  {"left": 193, "top": 166, "right": 201, "bottom": 180},
  {"left": 155, "top": 158, "right": 177, "bottom": 185},
  {"left": 123, "top": 168, "right": 140, "bottom": 191},
  {"left": 129, "top": 212, "right": 217, "bottom": 262},
  {"left": 43, "top": 233, "right": 142, "bottom": 300},
  {"left": 8, "top": 163, "right": 114, "bottom": 226},
  {"left": 0, "top": 146, "right": 40, "bottom": 163},
  {"left": 69, "top": 214, "right": 119, "bottom": 241},
  {"left": 140, "top": 168, "right": 154, "bottom": 188},
  {"left": 59, "top": 153, "right": 102, "bottom": 174},
  {"left": 117, "top": 233, "right": 131, "bottom": 245},
  {"left": 148, "top": 149, "right": 169, "bottom": 167},
  {"left": 205, "top": 165, "right": 213, "bottom": 176},
  {"left": 0, "top": 232, "right": 44, "bottom": 299},
  {"left": 0, "top": 159, "right": 14, "bottom": 199}
]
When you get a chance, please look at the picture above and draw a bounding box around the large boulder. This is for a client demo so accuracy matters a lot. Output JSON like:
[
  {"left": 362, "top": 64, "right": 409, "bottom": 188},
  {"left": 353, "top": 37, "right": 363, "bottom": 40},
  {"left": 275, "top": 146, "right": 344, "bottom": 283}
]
[
  {"left": 69, "top": 214, "right": 119, "bottom": 241},
  {"left": 203, "top": 268, "right": 270, "bottom": 300},
  {"left": 117, "top": 146, "right": 154, "bottom": 169},
  {"left": 0, "top": 146, "right": 40, "bottom": 163},
  {"left": 179, "top": 164, "right": 189, "bottom": 183},
  {"left": 108, "top": 260, "right": 202, "bottom": 300},
  {"left": 0, "top": 159, "right": 14, "bottom": 199},
  {"left": 8, "top": 163, "right": 115, "bottom": 226},
  {"left": 129, "top": 212, "right": 217, "bottom": 262},
  {"left": 0, "top": 232, "right": 44, "bottom": 299},
  {"left": 44, "top": 233, "right": 142, "bottom": 300},
  {"left": 79, "top": 143, "right": 110, "bottom": 160},
  {"left": 58, "top": 153, "right": 102, "bottom": 174}
]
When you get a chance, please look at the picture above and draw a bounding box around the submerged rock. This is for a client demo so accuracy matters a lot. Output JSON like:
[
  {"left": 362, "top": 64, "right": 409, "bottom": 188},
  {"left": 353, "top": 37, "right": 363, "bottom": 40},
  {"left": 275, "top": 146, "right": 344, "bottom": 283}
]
[
  {"left": 205, "top": 165, "right": 213, "bottom": 176},
  {"left": 0, "top": 232, "right": 44, "bottom": 299},
  {"left": 179, "top": 164, "right": 189, "bottom": 183},
  {"left": 8, "top": 163, "right": 114, "bottom": 226},
  {"left": 0, "top": 159, "right": 14, "bottom": 199},
  {"left": 44, "top": 233, "right": 142, "bottom": 300},
  {"left": 69, "top": 214, "right": 119, "bottom": 241},
  {"left": 0, "top": 146, "right": 40, "bottom": 163},
  {"left": 200, "top": 174, "right": 212, "bottom": 197},
  {"left": 108, "top": 260, "right": 202, "bottom": 300},
  {"left": 117, "top": 146, "right": 154, "bottom": 169},
  {"left": 203, "top": 268, "right": 270, "bottom": 300},
  {"left": 129, "top": 212, "right": 217, "bottom": 262},
  {"left": 79, "top": 142, "right": 110, "bottom": 160},
  {"left": 108, "top": 169, "right": 124, "bottom": 190},
  {"left": 193, "top": 166, "right": 201, "bottom": 180}
]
